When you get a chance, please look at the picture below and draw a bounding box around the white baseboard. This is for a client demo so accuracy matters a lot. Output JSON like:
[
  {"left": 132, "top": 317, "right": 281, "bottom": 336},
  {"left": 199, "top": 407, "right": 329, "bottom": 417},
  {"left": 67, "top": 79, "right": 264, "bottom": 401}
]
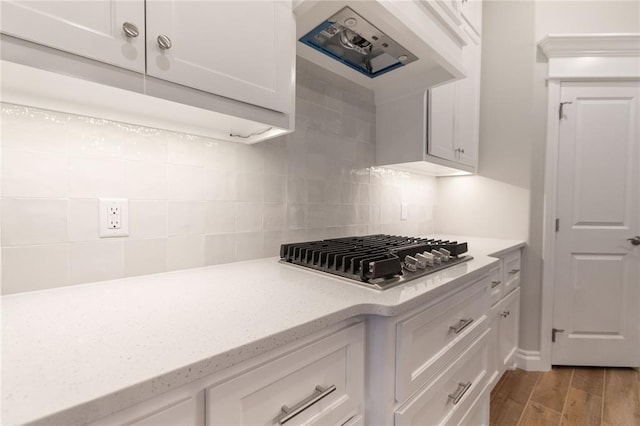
[{"left": 515, "top": 349, "right": 548, "bottom": 371}]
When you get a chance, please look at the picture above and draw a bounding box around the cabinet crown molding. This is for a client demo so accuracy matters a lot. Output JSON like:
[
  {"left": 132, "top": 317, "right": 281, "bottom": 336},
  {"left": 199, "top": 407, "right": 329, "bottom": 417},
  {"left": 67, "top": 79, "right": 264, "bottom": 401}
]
[
  {"left": 538, "top": 33, "right": 640, "bottom": 58},
  {"left": 538, "top": 33, "right": 640, "bottom": 80}
]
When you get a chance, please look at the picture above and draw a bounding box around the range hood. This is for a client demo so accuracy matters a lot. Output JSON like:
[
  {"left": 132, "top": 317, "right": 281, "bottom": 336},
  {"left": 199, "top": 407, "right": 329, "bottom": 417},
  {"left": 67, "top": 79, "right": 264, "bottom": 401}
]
[
  {"left": 294, "top": 0, "right": 468, "bottom": 104},
  {"left": 299, "top": 6, "right": 418, "bottom": 79}
]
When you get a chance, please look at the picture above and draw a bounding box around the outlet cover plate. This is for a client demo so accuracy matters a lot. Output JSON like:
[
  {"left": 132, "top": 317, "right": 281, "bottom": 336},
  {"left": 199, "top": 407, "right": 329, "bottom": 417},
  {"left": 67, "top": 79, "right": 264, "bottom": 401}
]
[{"left": 99, "top": 198, "right": 129, "bottom": 237}]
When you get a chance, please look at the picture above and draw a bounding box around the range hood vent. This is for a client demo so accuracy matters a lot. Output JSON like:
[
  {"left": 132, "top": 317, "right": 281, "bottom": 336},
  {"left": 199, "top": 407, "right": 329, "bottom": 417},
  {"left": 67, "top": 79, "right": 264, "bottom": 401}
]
[{"left": 299, "top": 6, "right": 418, "bottom": 78}]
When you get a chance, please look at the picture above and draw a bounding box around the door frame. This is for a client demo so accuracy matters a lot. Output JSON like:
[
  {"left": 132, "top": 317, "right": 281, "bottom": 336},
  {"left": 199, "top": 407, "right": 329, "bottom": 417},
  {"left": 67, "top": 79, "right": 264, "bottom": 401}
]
[{"left": 538, "top": 34, "right": 640, "bottom": 370}]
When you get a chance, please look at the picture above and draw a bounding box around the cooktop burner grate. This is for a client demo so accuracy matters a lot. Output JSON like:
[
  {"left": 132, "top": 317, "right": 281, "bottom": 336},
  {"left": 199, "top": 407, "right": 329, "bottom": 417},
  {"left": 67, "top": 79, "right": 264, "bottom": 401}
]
[{"left": 279, "top": 235, "right": 472, "bottom": 290}]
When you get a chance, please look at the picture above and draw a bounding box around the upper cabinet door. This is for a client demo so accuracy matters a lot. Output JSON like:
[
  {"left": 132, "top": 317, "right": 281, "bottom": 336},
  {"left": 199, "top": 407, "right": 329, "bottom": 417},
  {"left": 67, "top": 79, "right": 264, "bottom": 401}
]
[
  {"left": 428, "top": 84, "right": 457, "bottom": 162},
  {"left": 0, "top": 0, "right": 145, "bottom": 72},
  {"left": 146, "top": 1, "right": 294, "bottom": 114},
  {"left": 455, "top": 29, "right": 481, "bottom": 168},
  {"left": 460, "top": 0, "right": 482, "bottom": 35}
]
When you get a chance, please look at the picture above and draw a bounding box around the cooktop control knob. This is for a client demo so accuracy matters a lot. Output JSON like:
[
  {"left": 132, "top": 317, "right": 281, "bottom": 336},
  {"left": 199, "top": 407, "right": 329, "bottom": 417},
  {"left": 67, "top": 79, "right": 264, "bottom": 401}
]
[
  {"left": 403, "top": 255, "right": 418, "bottom": 272},
  {"left": 438, "top": 248, "right": 451, "bottom": 261},
  {"left": 415, "top": 253, "right": 428, "bottom": 269}
]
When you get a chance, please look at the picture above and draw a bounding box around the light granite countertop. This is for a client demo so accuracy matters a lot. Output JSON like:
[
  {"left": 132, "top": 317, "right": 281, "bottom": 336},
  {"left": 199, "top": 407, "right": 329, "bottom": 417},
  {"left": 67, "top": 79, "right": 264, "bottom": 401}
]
[{"left": 1, "top": 235, "right": 525, "bottom": 425}]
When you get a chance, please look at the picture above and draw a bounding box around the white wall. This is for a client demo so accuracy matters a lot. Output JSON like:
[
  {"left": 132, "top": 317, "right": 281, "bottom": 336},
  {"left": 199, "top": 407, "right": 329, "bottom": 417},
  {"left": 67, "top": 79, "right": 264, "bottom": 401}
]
[
  {"left": 436, "top": 175, "right": 529, "bottom": 240},
  {"left": 0, "top": 58, "right": 438, "bottom": 294},
  {"left": 437, "top": 0, "right": 640, "bottom": 353}
]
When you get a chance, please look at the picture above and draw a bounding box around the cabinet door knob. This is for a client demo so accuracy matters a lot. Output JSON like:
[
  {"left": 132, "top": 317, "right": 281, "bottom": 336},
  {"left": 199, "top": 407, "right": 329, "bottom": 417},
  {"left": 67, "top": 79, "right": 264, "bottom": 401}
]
[
  {"left": 157, "top": 34, "right": 172, "bottom": 50},
  {"left": 122, "top": 22, "right": 139, "bottom": 38}
]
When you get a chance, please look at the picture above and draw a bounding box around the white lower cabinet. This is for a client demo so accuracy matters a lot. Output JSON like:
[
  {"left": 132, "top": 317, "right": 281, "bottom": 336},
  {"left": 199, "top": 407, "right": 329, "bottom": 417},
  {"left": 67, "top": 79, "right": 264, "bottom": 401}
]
[
  {"left": 395, "top": 280, "right": 489, "bottom": 401},
  {"left": 90, "top": 254, "right": 523, "bottom": 426},
  {"left": 205, "top": 323, "right": 365, "bottom": 425},
  {"left": 458, "top": 383, "right": 490, "bottom": 426},
  {"left": 496, "top": 287, "right": 521, "bottom": 373},
  {"left": 395, "top": 329, "right": 490, "bottom": 426},
  {"left": 90, "top": 322, "right": 364, "bottom": 426},
  {"left": 487, "top": 248, "right": 522, "bottom": 390},
  {"left": 89, "top": 388, "right": 204, "bottom": 426}
]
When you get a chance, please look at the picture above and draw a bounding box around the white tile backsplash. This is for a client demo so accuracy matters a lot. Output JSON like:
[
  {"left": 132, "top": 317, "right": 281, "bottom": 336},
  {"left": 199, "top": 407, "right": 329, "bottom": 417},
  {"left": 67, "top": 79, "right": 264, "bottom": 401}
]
[
  {"left": 129, "top": 200, "right": 168, "bottom": 239},
  {"left": 1, "top": 198, "right": 68, "bottom": 246},
  {"left": 204, "top": 201, "right": 236, "bottom": 234},
  {"left": 168, "top": 201, "right": 205, "bottom": 236},
  {"left": 1, "top": 57, "right": 437, "bottom": 294},
  {"left": 123, "top": 161, "right": 167, "bottom": 200},
  {"left": 1, "top": 245, "right": 69, "bottom": 293},
  {"left": 68, "top": 198, "right": 99, "bottom": 242},
  {"left": 124, "top": 238, "right": 167, "bottom": 277},
  {"left": 68, "top": 240, "right": 123, "bottom": 285},
  {"left": 2, "top": 150, "right": 68, "bottom": 198},
  {"left": 167, "top": 235, "right": 205, "bottom": 271},
  {"left": 167, "top": 165, "right": 204, "bottom": 201},
  {"left": 69, "top": 157, "right": 124, "bottom": 198}
]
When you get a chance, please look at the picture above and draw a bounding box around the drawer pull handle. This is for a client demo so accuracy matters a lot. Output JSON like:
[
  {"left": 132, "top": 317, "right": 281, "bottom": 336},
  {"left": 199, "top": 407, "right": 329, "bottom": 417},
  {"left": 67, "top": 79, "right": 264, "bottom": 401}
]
[
  {"left": 449, "top": 318, "right": 474, "bottom": 334},
  {"left": 509, "top": 269, "right": 520, "bottom": 274},
  {"left": 448, "top": 381, "right": 472, "bottom": 404},
  {"left": 276, "top": 384, "right": 336, "bottom": 424},
  {"left": 491, "top": 280, "right": 502, "bottom": 288}
]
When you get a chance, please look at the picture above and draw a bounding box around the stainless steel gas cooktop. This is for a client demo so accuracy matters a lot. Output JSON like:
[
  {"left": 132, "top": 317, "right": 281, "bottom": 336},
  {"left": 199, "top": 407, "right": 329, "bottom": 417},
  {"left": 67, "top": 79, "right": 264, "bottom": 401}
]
[{"left": 279, "top": 234, "right": 472, "bottom": 290}]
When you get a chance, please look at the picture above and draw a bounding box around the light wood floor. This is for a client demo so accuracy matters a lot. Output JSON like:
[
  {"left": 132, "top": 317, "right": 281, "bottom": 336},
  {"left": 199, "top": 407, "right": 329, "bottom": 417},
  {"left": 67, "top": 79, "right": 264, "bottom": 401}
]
[{"left": 490, "top": 367, "right": 640, "bottom": 426}]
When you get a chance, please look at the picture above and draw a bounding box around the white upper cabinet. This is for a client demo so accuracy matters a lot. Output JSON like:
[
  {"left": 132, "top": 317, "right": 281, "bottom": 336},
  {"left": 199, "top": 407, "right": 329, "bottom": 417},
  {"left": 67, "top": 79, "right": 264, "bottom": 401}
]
[
  {"left": 146, "top": 1, "right": 294, "bottom": 114},
  {"left": 376, "top": 14, "right": 482, "bottom": 176},
  {"left": 453, "top": 25, "right": 481, "bottom": 167},
  {"left": 460, "top": 0, "right": 482, "bottom": 35},
  {"left": 1, "top": 0, "right": 295, "bottom": 143},
  {"left": 429, "top": 26, "right": 480, "bottom": 169},
  {"left": 428, "top": 83, "right": 457, "bottom": 163},
  {"left": 0, "top": 0, "right": 145, "bottom": 72}
]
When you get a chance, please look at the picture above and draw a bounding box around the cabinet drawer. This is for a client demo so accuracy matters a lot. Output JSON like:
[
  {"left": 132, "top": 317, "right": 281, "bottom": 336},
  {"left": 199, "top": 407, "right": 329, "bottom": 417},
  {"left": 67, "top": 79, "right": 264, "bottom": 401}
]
[
  {"left": 455, "top": 383, "right": 490, "bottom": 426},
  {"left": 503, "top": 251, "right": 521, "bottom": 294},
  {"left": 341, "top": 414, "right": 364, "bottom": 426},
  {"left": 90, "top": 388, "right": 204, "bottom": 426},
  {"left": 205, "top": 323, "right": 364, "bottom": 426},
  {"left": 395, "top": 329, "right": 490, "bottom": 426},
  {"left": 489, "top": 266, "right": 504, "bottom": 306},
  {"left": 396, "top": 277, "right": 489, "bottom": 401}
]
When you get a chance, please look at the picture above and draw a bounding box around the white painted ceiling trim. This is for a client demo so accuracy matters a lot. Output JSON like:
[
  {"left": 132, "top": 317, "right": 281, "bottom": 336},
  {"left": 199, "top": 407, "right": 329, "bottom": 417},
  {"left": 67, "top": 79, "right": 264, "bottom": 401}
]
[{"left": 538, "top": 33, "right": 640, "bottom": 79}]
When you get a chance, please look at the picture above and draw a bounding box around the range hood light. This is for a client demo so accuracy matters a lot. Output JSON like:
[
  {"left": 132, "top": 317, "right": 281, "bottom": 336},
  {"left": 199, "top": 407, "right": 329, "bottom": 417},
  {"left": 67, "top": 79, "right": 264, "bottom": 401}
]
[{"left": 299, "top": 6, "right": 418, "bottom": 79}]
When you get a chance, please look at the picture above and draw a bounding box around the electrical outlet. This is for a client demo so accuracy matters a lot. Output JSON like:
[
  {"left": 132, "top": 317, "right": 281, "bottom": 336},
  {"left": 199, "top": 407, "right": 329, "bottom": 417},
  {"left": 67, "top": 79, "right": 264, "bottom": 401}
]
[
  {"left": 99, "top": 198, "right": 129, "bottom": 237},
  {"left": 401, "top": 203, "right": 408, "bottom": 221}
]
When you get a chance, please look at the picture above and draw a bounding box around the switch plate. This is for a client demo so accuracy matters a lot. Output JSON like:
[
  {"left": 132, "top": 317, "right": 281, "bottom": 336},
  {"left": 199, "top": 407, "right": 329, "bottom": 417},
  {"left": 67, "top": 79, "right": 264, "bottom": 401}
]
[
  {"left": 401, "top": 203, "right": 408, "bottom": 221},
  {"left": 99, "top": 198, "right": 129, "bottom": 237}
]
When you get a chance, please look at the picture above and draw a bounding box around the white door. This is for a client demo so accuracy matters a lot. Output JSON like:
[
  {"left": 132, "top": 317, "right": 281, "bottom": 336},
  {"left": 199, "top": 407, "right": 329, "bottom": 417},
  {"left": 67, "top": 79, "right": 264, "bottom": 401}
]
[
  {"left": 552, "top": 82, "right": 640, "bottom": 366},
  {"left": 0, "top": 0, "right": 145, "bottom": 72},
  {"left": 145, "top": 0, "right": 294, "bottom": 114}
]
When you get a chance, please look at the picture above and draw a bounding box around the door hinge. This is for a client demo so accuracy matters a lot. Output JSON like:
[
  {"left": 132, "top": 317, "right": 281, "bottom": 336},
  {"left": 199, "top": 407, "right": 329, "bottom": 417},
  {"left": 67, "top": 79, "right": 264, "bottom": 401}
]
[
  {"left": 555, "top": 218, "right": 560, "bottom": 232},
  {"left": 552, "top": 328, "right": 565, "bottom": 343},
  {"left": 559, "top": 101, "right": 573, "bottom": 120}
]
